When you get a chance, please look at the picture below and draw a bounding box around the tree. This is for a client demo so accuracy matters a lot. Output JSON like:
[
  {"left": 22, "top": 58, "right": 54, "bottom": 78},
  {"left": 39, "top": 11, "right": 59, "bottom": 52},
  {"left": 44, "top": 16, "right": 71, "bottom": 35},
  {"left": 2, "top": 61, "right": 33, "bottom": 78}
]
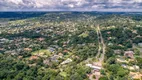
[
  {"left": 106, "top": 57, "right": 116, "bottom": 64},
  {"left": 117, "top": 68, "right": 129, "bottom": 77},
  {"left": 70, "top": 73, "right": 83, "bottom": 80},
  {"left": 99, "top": 76, "right": 108, "bottom": 80},
  {"left": 14, "top": 62, "right": 24, "bottom": 70},
  {"left": 93, "top": 75, "right": 96, "bottom": 79},
  {"left": 105, "top": 47, "right": 114, "bottom": 59},
  {"left": 136, "top": 57, "right": 142, "bottom": 68},
  {"left": 108, "top": 64, "right": 119, "bottom": 74},
  {"left": 15, "top": 72, "right": 25, "bottom": 80},
  {"left": 134, "top": 48, "right": 140, "bottom": 55},
  {"left": 100, "top": 69, "right": 106, "bottom": 75}
]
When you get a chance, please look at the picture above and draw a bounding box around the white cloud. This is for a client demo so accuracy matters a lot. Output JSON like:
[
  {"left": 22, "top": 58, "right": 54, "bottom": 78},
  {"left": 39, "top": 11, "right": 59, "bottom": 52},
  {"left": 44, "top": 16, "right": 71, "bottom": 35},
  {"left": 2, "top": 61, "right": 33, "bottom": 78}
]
[
  {"left": 135, "top": 0, "right": 142, "bottom": 3},
  {"left": 0, "top": 0, "right": 142, "bottom": 11},
  {"left": 68, "top": 4, "right": 74, "bottom": 8},
  {"left": 7, "top": 0, "right": 23, "bottom": 5}
]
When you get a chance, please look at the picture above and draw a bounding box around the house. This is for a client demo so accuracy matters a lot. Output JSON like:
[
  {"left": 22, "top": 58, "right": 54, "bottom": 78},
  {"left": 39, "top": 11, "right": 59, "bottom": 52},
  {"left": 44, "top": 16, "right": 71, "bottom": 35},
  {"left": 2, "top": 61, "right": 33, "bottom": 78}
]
[
  {"left": 132, "top": 30, "right": 137, "bottom": 34},
  {"left": 48, "top": 47, "right": 55, "bottom": 53},
  {"left": 86, "top": 62, "right": 102, "bottom": 80},
  {"left": 129, "top": 72, "right": 142, "bottom": 80},
  {"left": 121, "top": 64, "right": 127, "bottom": 68},
  {"left": 51, "top": 45, "right": 59, "bottom": 49},
  {"left": 43, "top": 59, "right": 50, "bottom": 65},
  {"left": 128, "top": 58, "right": 135, "bottom": 62},
  {"left": 124, "top": 51, "right": 134, "bottom": 59},
  {"left": 108, "top": 42, "right": 113, "bottom": 46},
  {"left": 29, "top": 63, "right": 36, "bottom": 67},
  {"left": 122, "top": 64, "right": 140, "bottom": 71},
  {"left": 86, "top": 63, "right": 102, "bottom": 70},
  {"left": 61, "top": 58, "right": 72, "bottom": 64},
  {"left": 29, "top": 56, "right": 38, "bottom": 60},
  {"left": 0, "top": 48, "right": 4, "bottom": 51},
  {"left": 50, "top": 55, "right": 60, "bottom": 62},
  {"left": 0, "top": 38, "right": 9, "bottom": 43},
  {"left": 138, "top": 43, "right": 142, "bottom": 47},
  {"left": 0, "top": 38, "right": 8, "bottom": 42},
  {"left": 63, "top": 50, "right": 69, "bottom": 53},
  {"left": 4, "top": 50, "right": 17, "bottom": 55},
  {"left": 107, "top": 37, "right": 112, "bottom": 40},
  {"left": 118, "top": 44, "right": 124, "bottom": 47},
  {"left": 134, "top": 65, "right": 140, "bottom": 70},
  {"left": 93, "top": 62, "right": 102, "bottom": 67},
  {"left": 114, "top": 50, "right": 122, "bottom": 54},
  {"left": 24, "top": 48, "right": 32, "bottom": 51},
  {"left": 37, "top": 38, "right": 45, "bottom": 41},
  {"left": 94, "top": 72, "right": 101, "bottom": 80},
  {"left": 107, "top": 31, "right": 111, "bottom": 34},
  {"left": 58, "top": 53, "right": 63, "bottom": 58},
  {"left": 63, "top": 44, "right": 67, "bottom": 47},
  {"left": 87, "top": 72, "right": 101, "bottom": 80},
  {"left": 18, "top": 56, "right": 23, "bottom": 59},
  {"left": 63, "top": 42, "right": 68, "bottom": 47}
]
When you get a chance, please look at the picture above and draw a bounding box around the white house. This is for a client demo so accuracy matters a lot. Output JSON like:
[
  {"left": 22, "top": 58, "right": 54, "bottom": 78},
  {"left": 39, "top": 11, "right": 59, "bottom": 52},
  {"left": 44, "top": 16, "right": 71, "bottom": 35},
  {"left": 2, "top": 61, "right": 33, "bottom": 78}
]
[
  {"left": 61, "top": 58, "right": 72, "bottom": 65},
  {"left": 86, "top": 64, "right": 102, "bottom": 70}
]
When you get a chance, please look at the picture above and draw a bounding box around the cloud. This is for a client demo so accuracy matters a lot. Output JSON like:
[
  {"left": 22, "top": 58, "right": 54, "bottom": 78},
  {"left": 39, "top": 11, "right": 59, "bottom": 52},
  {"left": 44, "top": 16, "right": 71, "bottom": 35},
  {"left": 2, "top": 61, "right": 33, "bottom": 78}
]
[{"left": 0, "top": 0, "right": 142, "bottom": 11}]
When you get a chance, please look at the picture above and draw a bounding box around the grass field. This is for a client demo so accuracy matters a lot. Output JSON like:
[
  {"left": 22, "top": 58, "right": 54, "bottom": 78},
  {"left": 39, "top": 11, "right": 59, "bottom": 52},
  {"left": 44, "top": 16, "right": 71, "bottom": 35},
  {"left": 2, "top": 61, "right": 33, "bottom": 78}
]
[{"left": 32, "top": 49, "right": 52, "bottom": 57}]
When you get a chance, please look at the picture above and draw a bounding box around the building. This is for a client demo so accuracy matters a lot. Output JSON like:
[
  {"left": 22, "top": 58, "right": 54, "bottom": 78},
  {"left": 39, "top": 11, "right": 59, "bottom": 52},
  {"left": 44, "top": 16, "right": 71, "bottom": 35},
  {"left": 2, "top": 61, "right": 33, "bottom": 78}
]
[
  {"left": 43, "top": 59, "right": 50, "bottom": 65},
  {"left": 29, "top": 56, "right": 38, "bottom": 60},
  {"left": 107, "top": 31, "right": 111, "bottom": 34},
  {"left": 86, "top": 62, "right": 102, "bottom": 80},
  {"left": 61, "top": 58, "right": 72, "bottom": 65},
  {"left": 24, "top": 48, "right": 32, "bottom": 51},
  {"left": 122, "top": 64, "right": 140, "bottom": 71},
  {"left": 129, "top": 72, "right": 142, "bottom": 80},
  {"left": 138, "top": 43, "right": 142, "bottom": 47},
  {"left": 4, "top": 50, "right": 17, "bottom": 55},
  {"left": 114, "top": 50, "right": 122, "bottom": 54},
  {"left": 87, "top": 72, "right": 101, "bottom": 80},
  {"left": 63, "top": 50, "right": 69, "bottom": 53},
  {"left": 50, "top": 55, "right": 60, "bottom": 62},
  {"left": 93, "top": 62, "right": 102, "bottom": 67},
  {"left": 48, "top": 47, "right": 55, "bottom": 53},
  {"left": 86, "top": 63, "right": 102, "bottom": 70},
  {"left": 124, "top": 51, "right": 134, "bottom": 59},
  {"left": 37, "top": 38, "right": 45, "bottom": 41}
]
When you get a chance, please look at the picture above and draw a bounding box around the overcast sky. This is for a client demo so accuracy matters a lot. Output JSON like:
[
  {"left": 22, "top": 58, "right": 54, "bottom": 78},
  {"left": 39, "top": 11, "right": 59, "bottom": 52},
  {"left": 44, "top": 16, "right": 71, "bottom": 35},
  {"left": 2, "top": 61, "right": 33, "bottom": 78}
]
[{"left": 0, "top": 0, "right": 142, "bottom": 12}]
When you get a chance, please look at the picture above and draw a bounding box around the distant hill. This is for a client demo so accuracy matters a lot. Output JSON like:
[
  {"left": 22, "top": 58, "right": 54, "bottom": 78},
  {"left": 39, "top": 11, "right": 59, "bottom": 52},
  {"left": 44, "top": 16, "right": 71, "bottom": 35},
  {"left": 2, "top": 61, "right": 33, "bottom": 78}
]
[
  {"left": 0, "top": 12, "right": 142, "bottom": 21},
  {"left": 0, "top": 12, "right": 47, "bottom": 19}
]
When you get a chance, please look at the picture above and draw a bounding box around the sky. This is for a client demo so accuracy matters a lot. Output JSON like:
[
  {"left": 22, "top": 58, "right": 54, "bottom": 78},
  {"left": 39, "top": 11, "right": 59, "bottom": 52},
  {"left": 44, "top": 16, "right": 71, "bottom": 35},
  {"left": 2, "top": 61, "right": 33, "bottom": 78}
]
[{"left": 0, "top": 0, "right": 142, "bottom": 12}]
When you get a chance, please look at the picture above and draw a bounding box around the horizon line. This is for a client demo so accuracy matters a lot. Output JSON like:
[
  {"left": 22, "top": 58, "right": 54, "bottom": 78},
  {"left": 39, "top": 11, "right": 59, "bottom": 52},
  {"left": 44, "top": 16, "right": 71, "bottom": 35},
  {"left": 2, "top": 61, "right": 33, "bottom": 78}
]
[{"left": 0, "top": 11, "right": 142, "bottom": 13}]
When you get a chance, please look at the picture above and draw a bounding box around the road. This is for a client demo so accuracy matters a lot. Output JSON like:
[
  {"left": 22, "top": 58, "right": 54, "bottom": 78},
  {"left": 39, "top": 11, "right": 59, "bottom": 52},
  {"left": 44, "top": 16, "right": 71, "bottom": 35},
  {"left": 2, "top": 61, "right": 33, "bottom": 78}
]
[
  {"left": 95, "top": 25, "right": 101, "bottom": 59},
  {"left": 96, "top": 25, "right": 106, "bottom": 62}
]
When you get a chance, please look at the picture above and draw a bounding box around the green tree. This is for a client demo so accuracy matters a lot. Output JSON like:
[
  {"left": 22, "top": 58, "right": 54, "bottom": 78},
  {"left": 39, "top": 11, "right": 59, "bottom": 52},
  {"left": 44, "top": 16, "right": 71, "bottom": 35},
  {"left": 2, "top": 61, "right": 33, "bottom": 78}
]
[{"left": 99, "top": 76, "right": 108, "bottom": 80}]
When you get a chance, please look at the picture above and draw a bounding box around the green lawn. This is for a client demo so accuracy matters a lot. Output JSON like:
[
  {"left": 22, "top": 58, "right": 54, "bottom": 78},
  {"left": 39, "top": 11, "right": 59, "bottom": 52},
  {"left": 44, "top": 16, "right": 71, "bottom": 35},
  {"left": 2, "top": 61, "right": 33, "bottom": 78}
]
[
  {"left": 59, "top": 72, "right": 67, "bottom": 77},
  {"left": 32, "top": 49, "right": 52, "bottom": 57},
  {"left": 79, "top": 32, "right": 89, "bottom": 38}
]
